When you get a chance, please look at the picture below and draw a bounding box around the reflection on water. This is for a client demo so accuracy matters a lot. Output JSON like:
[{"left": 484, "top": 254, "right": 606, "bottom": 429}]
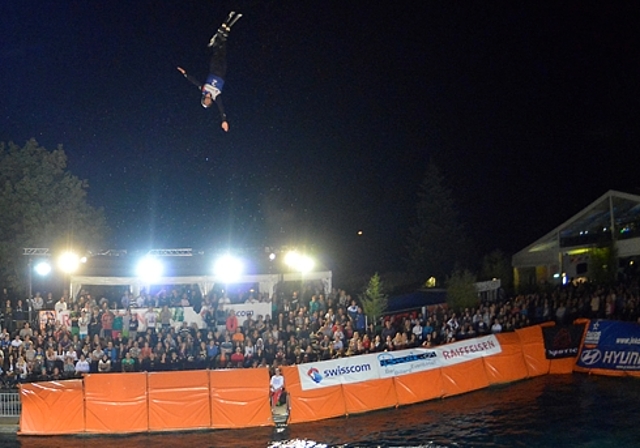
[{"left": 4, "top": 375, "right": 640, "bottom": 448}]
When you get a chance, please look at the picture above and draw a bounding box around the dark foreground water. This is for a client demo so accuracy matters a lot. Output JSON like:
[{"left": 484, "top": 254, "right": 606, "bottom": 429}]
[{"left": 2, "top": 374, "right": 639, "bottom": 448}]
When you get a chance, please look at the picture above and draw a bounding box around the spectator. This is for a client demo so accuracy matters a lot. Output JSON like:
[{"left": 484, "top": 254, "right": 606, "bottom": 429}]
[
  {"left": 54, "top": 296, "right": 67, "bottom": 314},
  {"left": 269, "top": 367, "right": 285, "bottom": 411}
]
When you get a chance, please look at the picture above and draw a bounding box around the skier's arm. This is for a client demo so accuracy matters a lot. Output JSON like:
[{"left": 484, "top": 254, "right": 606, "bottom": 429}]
[
  {"left": 216, "top": 95, "right": 229, "bottom": 132},
  {"left": 176, "top": 67, "right": 202, "bottom": 89}
]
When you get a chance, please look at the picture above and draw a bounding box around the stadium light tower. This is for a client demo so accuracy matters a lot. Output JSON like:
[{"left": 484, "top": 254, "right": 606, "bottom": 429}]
[
  {"left": 214, "top": 254, "right": 244, "bottom": 284},
  {"left": 136, "top": 256, "right": 164, "bottom": 284},
  {"left": 284, "top": 250, "right": 315, "bottom": 273}
]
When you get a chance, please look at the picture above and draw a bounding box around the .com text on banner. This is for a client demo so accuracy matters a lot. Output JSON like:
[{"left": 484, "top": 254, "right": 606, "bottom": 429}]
[{"left": 298, "top": 357, "right": 378, "bottom": 390}]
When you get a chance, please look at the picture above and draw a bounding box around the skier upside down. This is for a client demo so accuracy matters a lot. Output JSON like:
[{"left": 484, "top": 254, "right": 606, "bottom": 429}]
[{"left": 177, "top": 11, "right": 242, "bottom": 132}]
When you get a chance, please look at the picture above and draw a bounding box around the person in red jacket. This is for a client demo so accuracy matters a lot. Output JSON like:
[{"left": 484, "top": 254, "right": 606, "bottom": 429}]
[{"left": 226, "top": 309, "right": 238, "bottom": 334}]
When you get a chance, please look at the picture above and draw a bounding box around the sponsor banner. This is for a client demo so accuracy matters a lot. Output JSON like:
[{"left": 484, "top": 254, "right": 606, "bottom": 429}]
[
  {"left": 577, "top": 320, "right": 640, "bottom": 371},
  {"left": 437, "top": 335, "right": 502, "bottom": 366},
  {"left": 299, "top": 356, "right": 378, "bottom": 390},
  {"left": 298, "top": 335, "right": 503, "bottom": 390},
  {"left": 221, "top": 303, "right": 272, "bottom": 326},
  {"left": 542, "top": 324, "right": 586, "bottom": 359},
  {"left": 39, "top": 310, "right": 58, "bottom": 331},
  {"left": 376, "top": 348, "right": 441, "bottom": 378}
]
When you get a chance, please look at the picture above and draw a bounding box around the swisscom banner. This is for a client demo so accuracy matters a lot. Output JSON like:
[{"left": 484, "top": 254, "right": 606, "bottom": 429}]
[
  {"left": 542, "top": 324, "right": 586, "bottom": 359},
  {"left": 298, "top": 335, "right": 502, "bottom": 390},
  {"left": 577, "top": 320, "right": 640, "bottom": 372}
]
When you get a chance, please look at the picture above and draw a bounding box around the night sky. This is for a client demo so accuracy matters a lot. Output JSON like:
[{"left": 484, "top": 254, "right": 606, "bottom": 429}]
[{"left": 2, "top": 2, "right": 640, "bottom": 278}]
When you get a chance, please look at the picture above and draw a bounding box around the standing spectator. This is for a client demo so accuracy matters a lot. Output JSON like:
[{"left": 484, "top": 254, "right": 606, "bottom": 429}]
[
  {"left": 44, "top": 293, "right": 55, "bottom": 310},
  {"left": 78, "top": 310, "right": 89, "bottom": 340},
  {"left": 3, "top": 300, "right": 13, "bottom": 335},
  {"left": 54, "top": 296, "right": 67, "bottom": 314},
  {"left": 121, "top": 291, "right": 131, "bottom": 309},
  {"left": 32, "top": 292, "right": 44, "bottom": 314},
  {"left": 144, "top": 307, "right": 157, "bottom": 333},
  {"left": 159, "top": 305, "right": 173, "bottom": 331}
]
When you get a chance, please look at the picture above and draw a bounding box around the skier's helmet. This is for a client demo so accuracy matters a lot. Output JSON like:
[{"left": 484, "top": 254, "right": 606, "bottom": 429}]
[{"left": 201, "top": 94, "right": 213, "bottom": 108}]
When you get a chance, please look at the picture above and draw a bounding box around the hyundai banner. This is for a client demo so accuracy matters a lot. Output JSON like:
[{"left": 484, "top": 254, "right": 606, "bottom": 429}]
[{"left": 577, "top": 320, "right": 640, "bottom": 372}]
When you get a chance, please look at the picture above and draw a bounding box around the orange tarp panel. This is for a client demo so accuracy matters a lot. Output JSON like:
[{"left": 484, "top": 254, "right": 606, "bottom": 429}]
[
  {"left": 283, "top": 365, "right": 347, "bottom": 424},
  {"left": 441, "top": 358, "right": 490, "bottom": 397},
  {"left": 516, "top": 325, "right": 550, "bottom": 377},
  {"left": 148, "top": 370, "right": 211, "bottom": 431},
  {"left": 19, "top": 380, "right": 84, "bottom": 435},
  {"left": 84, "top": 373, "right": 148, "bottom": 433},
  {"left": 548, "top": 357, "right": 576, "bottom": 374},
  {"left": 393, "top": 368, "right": 444, "bottom": 405},
  {"left": 484, "top": 332, "right": 529, "bottom": 384},
  {"left": 342, "top": 377, "right": 397, "bottom": 415},
  {"left": 209, "top": 369, "right": 272, "bottom": 428}
]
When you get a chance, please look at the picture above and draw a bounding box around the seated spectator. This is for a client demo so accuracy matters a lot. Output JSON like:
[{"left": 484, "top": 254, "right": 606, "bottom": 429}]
[
  {"left": 269, "top": 367, "right": 285, "bottom": 411},
  {"left": 63, "top": 357, "right": 76, "bottom": 378},
  {"left": 98, "top": 354, "right": 112, "bottom": 373},
  {"left": 75, "top": 354, "right": 90, "bottom": 375},
  {"left": 121, "top": 352, "right": 136, "bottom": 372}
]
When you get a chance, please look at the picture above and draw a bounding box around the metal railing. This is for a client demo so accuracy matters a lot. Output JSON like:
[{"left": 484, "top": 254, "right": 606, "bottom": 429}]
[{"left": 0, "top": 391, "right": 21, "bottom": 417}]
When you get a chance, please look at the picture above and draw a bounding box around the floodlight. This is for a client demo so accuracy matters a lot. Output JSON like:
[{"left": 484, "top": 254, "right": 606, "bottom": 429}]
[
  {"left": 214, "top": 254, "right": 243, "bottom": 283},
  {"left": 136, "top": 257, "right": 164, "bottom": 283},
  {"left": 58, "top": 251, "right": 80, "bottom": 274},
  {"left": 284, "top": 250, "right": 315, "bottom": 273},
  {"left": 34, "top": 261, "right": 52, "bottom": 276}
]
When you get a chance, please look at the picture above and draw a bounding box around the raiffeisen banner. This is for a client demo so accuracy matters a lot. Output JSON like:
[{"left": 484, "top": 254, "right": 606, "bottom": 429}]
[
  {"left": 577, "top": 320, "right": 640, "bottom": 372},
  {"left": 298, "top": 335, "right": 502, "bottom": 390},
  {"left": 436, "top": 335, "right": 503, "bottom": 366}
]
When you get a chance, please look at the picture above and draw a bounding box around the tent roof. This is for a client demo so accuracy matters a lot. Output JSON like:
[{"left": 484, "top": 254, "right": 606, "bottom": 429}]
[{"left": 513, "top": 190, "right": 640, "bottom": 267}]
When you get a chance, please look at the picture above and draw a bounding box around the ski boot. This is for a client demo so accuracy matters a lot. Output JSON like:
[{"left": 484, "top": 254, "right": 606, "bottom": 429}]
[{"left": 208, "top": 11, "right": 243, "bottom": 47}]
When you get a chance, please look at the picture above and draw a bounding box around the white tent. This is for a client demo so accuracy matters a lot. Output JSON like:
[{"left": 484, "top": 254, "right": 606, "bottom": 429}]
[
  {"left": 512, "top": 190, "right": 640, "bottom": 285},
  {"left": 70, "top": 271, "right": 332, "bottom": 299}
]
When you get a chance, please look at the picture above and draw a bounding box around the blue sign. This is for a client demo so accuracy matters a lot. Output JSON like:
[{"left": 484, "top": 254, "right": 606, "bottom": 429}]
[{"left": 577, "top": 320, "right": 640, "bottom": 371}]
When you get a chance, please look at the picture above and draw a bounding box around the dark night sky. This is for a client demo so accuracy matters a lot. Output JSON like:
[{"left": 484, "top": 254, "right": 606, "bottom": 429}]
[{"left": 2, "top": 1, "right": 640, "bottom": 277}]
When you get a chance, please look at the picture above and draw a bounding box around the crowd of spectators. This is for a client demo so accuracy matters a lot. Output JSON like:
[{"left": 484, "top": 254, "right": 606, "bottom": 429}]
[{"left": 1, "top": 279, "right": 639, "bottom": 389}]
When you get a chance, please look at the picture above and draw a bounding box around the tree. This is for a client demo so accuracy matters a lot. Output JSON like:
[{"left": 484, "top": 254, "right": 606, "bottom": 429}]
[
  {"left": 0, "top": 139, "right": 109, "bottom": 295},
  {"left": 480, "top": 249, "right": 513, "bottom": 292},
  {"left": 589, "top": 244, "right": 618, "bottom": 284},
  {"left": 406, "top": 164, "right": 472, "bottom": 284},
  {"left": 359, "top": 273, "right": 388, "bottom": 329},
  {"left": 446, "top": 269, "right": 479, "bottom": 312}
]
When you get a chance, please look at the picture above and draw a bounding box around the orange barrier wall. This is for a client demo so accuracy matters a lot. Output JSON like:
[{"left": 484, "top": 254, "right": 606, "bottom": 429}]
[
  {"left": 22, "top": 323, "right": 620, "bottom": 435},
  {"left": 515, "top": 325, "right": 550, "bottom": 377},
  {"left": 283, "top": 365, "right": 346, "bottom": 424},
  {"left": 209, "top": 368, "right": 273, "bottom": 428},
  {"left": 441, "top": 358, "right": 490, "bottom": 397},
  {"left": 84, "top": 372, "right": 149, "bottom": 433},
  {"left": 19, "top": 380, "right": 84, "bottom": 435},
  {"left": 342, "top": 377, "right": 397, "bottom": 415},
  {"left": 148, "top": 370, "right": 211, "bottom": 431},
  {"left": 393, "top": 368, "right": 444, "bottom": 405},
  {"left": 484, "top": 332, "right": 529, "bottom": 385}
]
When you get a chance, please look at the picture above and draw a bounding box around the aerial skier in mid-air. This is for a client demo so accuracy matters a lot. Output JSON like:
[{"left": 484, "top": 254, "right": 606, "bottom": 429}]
[{"left": 177, "top": 11, "right": 242, "bottom": 132}]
